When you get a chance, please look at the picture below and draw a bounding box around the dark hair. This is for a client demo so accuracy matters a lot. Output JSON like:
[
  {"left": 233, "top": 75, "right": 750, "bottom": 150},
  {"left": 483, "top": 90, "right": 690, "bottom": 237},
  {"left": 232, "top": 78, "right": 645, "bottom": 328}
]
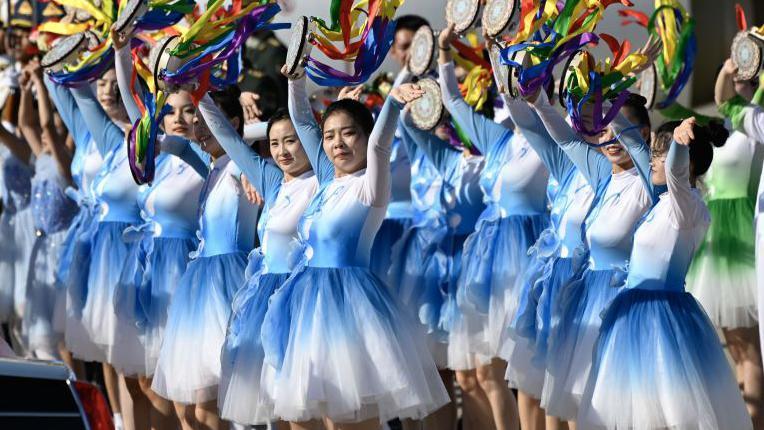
[
  {"left": 621, "top": 93, "right": 651, "bottom": 130},
  {"left": 321, "top": 99, "right": 374, "bottom": 137},
  {"left": 395, "top": 15, "right": 430, "bottom": 34},
  {"left": 266, "top": 108, "right": 292, "bottom": 140},
  {"left": 210, "top": 85, "right": 244, "bottom": 136},
  {"left": 654, "top": 119, "right": 728, "bottom": 177}
]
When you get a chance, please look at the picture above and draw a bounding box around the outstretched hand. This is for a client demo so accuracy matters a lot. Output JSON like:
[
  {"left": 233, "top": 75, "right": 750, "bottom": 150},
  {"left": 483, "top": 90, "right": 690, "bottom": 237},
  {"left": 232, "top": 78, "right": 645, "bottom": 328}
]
[
  {"left": 390, "top": 83, "right": 425, "bottom": 105},
  {"left": 338, "top": 85, "right": 363, "bottom": 102},
  {"left": 110, "top": 26, "right": 130, "bottom": 50},
  {"left": 631, "top": 35, "right": 663, "bottom": 76}
]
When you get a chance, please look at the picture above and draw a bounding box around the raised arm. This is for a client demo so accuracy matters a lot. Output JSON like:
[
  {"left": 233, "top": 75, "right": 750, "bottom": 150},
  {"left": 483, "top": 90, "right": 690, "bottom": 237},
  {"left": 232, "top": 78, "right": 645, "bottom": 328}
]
[
  {"left": 362, "top": 94, "right": 404, "bottom": 206},
  {"left": 198, "top": 94, "right": 282, "bottom": 201},
  {"left": 400, "top": 117, "right": 461, "bottom": 179},
  {"left": 31, "top": 69, "right": 73, "bottom": 183},
  {"left": 503, "top": 95, "right": 572, "bottom": 181},
  {"left": 114, "top": 43, "right": 143, "bottom": 124},
  {"left": 70, "top": 84, "right": 125, "bottom": 157},
  {"left": 438, "top": 62, "right": 510, "bottom": 154},
  {"left": 610, "top": 111, "right": 652, "bottom": 195},
  {"left": 44, "top": 76, "right": 90, "bottom": 149},
  {"left": 530, "top": 91, "right": 610, "bottom": 186},
  {"left": 287, "top": 73, "right": 333, "bottom": 183},
  {"left": 160, "top": 135, "right": 210, "bottom": 179},
  {"left": 17, "top": 78, "right": 43, "bottom": 157}
]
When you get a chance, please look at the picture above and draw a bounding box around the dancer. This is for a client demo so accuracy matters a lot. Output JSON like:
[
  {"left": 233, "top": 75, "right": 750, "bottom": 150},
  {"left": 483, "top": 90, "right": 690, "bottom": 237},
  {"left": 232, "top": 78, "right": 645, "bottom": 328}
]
[
  {"left": 529, "top": 89, "right": 654, "bottom": 424},
  {"left": 213, "top": 95, "right": 317, "bottom": 427},
  {"left": 439, "top": 23, "right": 548, "bottom": 430},
  {"left": 151, "top": 86, "right": 258, "bottom": 430},
  {"left": 110, "top": 29, "right": 205, "bottom": 430},
  {"left": 577, "top": 117, "right": 752, "bottom": 429},
  {"left": 17, "top": 59, "right": 78, "bottom": 360},
  {"left": 257, "top": 77, "right": 449, "bottom": 428},
  {"left": 690, "top": 58, "right": 764, "bottom": 426}
]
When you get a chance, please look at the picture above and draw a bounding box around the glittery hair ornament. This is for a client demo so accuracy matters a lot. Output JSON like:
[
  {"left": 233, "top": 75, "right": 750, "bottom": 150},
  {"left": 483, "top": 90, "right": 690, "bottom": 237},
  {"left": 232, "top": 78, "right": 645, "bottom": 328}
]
[{"left": 285, "top": 0, "right": 405, "bottom": 86}]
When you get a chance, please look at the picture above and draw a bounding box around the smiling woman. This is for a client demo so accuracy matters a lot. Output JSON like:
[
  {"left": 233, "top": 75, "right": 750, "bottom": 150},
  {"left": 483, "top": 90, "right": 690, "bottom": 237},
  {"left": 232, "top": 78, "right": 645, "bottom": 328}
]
[{"left": 321, "top": 99, "right": 375, "bottom": 177}]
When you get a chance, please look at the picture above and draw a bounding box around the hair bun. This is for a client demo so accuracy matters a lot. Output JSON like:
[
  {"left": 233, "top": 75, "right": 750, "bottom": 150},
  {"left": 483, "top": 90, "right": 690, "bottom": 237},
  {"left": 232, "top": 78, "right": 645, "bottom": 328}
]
[
  {"left": 704, "top": 119, "right": 729, "bottom": 147},
  {"left": 626, "top": 92, "right": 648, "bottom": 107}
]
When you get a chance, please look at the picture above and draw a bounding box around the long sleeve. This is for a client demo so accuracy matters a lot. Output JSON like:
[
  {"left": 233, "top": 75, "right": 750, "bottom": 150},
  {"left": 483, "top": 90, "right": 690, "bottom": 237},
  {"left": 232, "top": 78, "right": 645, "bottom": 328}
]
[
  {"left": 160, "top": 135, "right": 210, "bottom": 179},
  {"left": 439, "top": 62, "right": 510, "bottom": 155},
  {"left": 115, "top": 45, "right": 143, "bottom": 124},
  {"left": 531, "top": 91, "right": 611, "bottom": 187},
  {"left": 288, "top": 77, "right": 334, "bottom": 184},
  {"left": 70, "top": 85, "right": 125, "bottom": 157},
  {"left": 503, "top": 95, "right": 572, "bottom": 181},
  {"left": 363, "top": 97, "right": 403, "bottom": 207},
  {"left": 665, "top": 139, "right": 700, "bottom": 229},
  {"left": 44, "top": 76, "right": 90, "bottom": 148},
  {"left": 610, "top": 111, "right": 652, "bottom": 196},
  {"left": 243, "top": 122, "right": 268, "bottom": 144},
  {"left": 401, "top": 116, "right": 461, "bottom": 179},
  {"left": 198, "top": 94, "right": 282, "bottom": 201},
  {"left": 740, "top": 106, "right": 764, "bottom": 142}
]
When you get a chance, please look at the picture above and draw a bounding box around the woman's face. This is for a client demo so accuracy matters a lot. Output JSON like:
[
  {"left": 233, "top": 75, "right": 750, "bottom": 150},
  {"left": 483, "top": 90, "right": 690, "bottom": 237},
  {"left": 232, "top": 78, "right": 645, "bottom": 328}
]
[
  {"left": 163, "top": 91, "right": 196, "bottom": 140},
  {"left": 650, "top": 151, "right": 667, "bottom": 186},
  {"left": 193, "top": 110, "right": 237, "bottom": 159},
  {"left": 322, "top": 110, "right": 369, "bottom": 175},
  {"left": 598, "top": 127, "right": 633, "bottom": 167},
  {"left": 96, "top": 69, "right": 125, "bottom": 121},
  {"left": 269, "top": 119, "right": 311, "bottom": 177}
]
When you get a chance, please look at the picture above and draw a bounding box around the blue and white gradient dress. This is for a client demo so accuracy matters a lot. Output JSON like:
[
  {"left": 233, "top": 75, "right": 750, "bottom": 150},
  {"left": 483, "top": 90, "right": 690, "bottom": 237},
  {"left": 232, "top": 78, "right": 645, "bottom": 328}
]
[
  {"left": 501, "top": 97, "right": 594, "bottom": 397},
  {"left": 577, "top": 140, "right": 751, "bottom": 429},
  {"left": 205, "top": 95, "right": 318, "bottom": 424},
  {"left": 388, "top": 121, "right": 448, "bottom": 363},
  {"left": 259, "top": 95, "right": 449, "bottom": 424},
  {"left": 71, "top": 85, "right": 141, "bottom": 364},
  {"left": 0, "top": 145, "right": 33, "bottom": 323},
  {"left": 531, "top": 92, "right": 653, "bottom": 420},
  {"left": 23, "top": 154, "right": 77, "bottom": 357},
  {"left": 44, "top": 77, "right": 104, "bottom": 361},
  {"left": 151, "top": 126, "right": 258, "bottom": 404},
  {"left": 439, "top": 62, "right": 550, "bottom": 378},
  {"left": 111, "top": 50, "right": 206, "bottom": 376},
  {"left": 398, "top": 119, "right": 486, "bottom": 371}
]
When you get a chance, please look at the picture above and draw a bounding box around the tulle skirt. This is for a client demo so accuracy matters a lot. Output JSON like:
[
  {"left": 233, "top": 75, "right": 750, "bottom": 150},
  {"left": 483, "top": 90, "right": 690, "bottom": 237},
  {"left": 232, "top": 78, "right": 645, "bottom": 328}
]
[
  {"left": 0, "top": 208, "right": 35, "bottom": 321},
  {"left": 687, "top": 197, "right": 757, "bottom": 328},
  {"left": 152, "top": 252, "right": 247, "bottom": 404},
  {"left": 219, "top": 270, "right": 290, "bottom": 425},
  {"left": 578, "top": 288, "right": 752, "bottom": 430},
  {"left": 260, "top": 266, "right": 450, "bottom": 423},
  {"left": 451, "top": 214, "right": 549, "bottom": 372},
  {"left": 388, "top": 224, "right": 449, "bottom": 335},
  {"left": 80, "top": 221, "right": 142, "bottom": 364},
  {"left": 370, "top": 217, "right": 412, "bottom": 282},
  {"left": 62, "top": 208, "right": 103, "bottom": 362},
  {"left": 111, "top": 236, "right": 196, "bottom": 376},
  {"left": 22, "top": 229, "right": 68, "bottom": 356},
  {"left": 542, "top": 268, "right": 625, "bottom": 420}
]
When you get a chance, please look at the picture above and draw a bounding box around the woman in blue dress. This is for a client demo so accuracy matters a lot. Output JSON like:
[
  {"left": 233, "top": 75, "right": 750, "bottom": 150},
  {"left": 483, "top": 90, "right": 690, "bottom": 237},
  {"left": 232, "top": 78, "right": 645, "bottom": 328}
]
[
  {"left": 577, "top": 118, "right": 752, "bottom": 429},
  {"left": 151, "top": 86, "right": 259, "bottom": 430},
  {"left": 217, "top": 68, "right": 321, "bottom": 426},
  {"left": 17, "top": 60, "right": 78, "bottom": 360},
  {"left": 438, "top": 24, "right": 550, "bottom": 430},
  {"left": 0, "top": 84, "right": 34, "bottom": 351},
  {"left": 529, "top": 89, "right": 654, "bottom": 423},
  {"left": 44, "top": 73, "right": 105, "bottom": 366},
  {"left": 257, "top": 80, "right": 449, "bottom": 428}
]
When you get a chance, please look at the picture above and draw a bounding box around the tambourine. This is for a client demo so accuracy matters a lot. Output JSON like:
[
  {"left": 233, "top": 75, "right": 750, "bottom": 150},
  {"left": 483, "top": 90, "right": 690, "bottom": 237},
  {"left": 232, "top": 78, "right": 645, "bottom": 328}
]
[
  {"left": 408, "top": 25, "right": 436, "bottom": 76},
  {"left": 482, "top": 0, "right": 520, "bottom": 38},
  {"left": 637, "top": 63, "right": 658, "bottom": 110},
  {"left": 731, "top": 30, "right": 763, "bottom": 82},
  {"left": 410, "top": 78, "right": 444, "bottom": 131},
  {"left": 558, "top": 50, "right": 584, "bottom": 106},
  {"left": 150, "top": 36, "right": 193, "bottom": 92},
  {"left": 285, "top": 16, "right": 315, "bottom": 77},
  {"left": 114, "top": 0, "right": 148, "bottom": 37},
  {"left": 41, "top": 31, "right": 97, "bottom": 72},
  {"left": 488, "top": 43, "right": 510, "bottom": 96},
  {"left": 506, "top": 50, "right": 530, "bottom": 99},
  {"left": 446, "top": 0, "right": 481, "bottom": 34}
]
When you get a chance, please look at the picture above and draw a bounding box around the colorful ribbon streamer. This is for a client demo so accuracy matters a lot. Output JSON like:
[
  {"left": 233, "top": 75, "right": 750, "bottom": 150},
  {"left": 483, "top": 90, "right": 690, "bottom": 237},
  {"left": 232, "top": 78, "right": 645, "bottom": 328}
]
[{"left": 303, "top": 0, "right": 405, "bottom": 86}]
